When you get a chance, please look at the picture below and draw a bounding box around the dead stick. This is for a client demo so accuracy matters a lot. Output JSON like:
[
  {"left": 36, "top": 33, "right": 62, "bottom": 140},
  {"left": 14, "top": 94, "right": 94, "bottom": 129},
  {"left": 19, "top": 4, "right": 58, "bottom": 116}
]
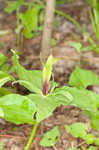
[
  {"left": 0, "top": 134, "right": 25, "bottom": 140},
  {"left": 41, "top": 0, "right": 56, "bottom": 63}
]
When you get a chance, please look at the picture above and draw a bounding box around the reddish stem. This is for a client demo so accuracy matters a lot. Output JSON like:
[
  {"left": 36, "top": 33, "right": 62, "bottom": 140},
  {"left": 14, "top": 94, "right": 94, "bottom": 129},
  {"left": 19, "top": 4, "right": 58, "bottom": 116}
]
[{"left": 43, "top": 81, "right": 49, "bottom": 95}]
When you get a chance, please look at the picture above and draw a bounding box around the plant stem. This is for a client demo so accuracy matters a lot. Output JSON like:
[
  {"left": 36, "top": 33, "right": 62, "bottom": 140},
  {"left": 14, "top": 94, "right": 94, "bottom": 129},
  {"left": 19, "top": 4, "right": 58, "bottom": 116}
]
[
  {"left": 25, "top": 122, "right": 38, "bottom": 150},
  {"left": 53, "top": 146, "right": 58, "bottom": 150}
]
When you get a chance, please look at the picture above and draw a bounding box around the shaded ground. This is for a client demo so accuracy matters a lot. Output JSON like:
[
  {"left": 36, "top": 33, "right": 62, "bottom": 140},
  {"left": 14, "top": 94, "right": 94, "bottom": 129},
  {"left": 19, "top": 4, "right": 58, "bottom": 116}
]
[{"left": 0, "top": 2, "right": 99, "bottom": 150}]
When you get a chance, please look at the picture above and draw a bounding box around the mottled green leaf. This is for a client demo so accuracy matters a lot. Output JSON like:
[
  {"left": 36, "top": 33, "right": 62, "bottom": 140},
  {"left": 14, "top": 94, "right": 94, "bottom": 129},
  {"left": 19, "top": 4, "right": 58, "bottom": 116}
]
[
  {"left": 0, "top": 94, "right": 36, "bottom": 124},
  {"left": 65, "top": 122, "right": 88, "bottom": 138},
  {"left": 69, "top": 66, "right": 99, "bottom": 88},
  {"left": 12, "top": 50, "right": 42, "bottom": 94},
  {"left": 57, "top": 86, "right": 99, "bottom": 112}
]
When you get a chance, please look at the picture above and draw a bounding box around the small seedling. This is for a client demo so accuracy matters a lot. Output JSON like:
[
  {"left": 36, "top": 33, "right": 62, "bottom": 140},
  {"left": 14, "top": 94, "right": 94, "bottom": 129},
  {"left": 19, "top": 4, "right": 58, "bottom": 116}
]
[
  {"left": 65, "top": 122, "right": 99, "bottom": 150},
  {"left": 40, "top": 126, "right": 60, "bottom": 150}
]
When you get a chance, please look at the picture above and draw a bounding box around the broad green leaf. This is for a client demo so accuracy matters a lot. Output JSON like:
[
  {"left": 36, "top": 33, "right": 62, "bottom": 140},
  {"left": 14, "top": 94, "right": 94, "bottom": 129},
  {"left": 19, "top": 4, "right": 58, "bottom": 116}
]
[
  {"left": 0, "top": 94, "right": 36, "bottom": 124},
  {"left": 40, "top": 126, "right": 60, "bottom": 147},
  {"left": 0, "top": 107, "right": 4, "bottom": 118},
  {"left": 0, "top": 71, "right": 14, "bottom": 88},
  {"left": 12, "top": 50, "right": 42, "bottom": 94},
  {"left": 0, "top": 63, "right": 14, "bottom": 73},
  {"left": 27, "top": 94, "right": 60, "bottom": 122},
  {"left": 5, "top": 0, "right": 23, "bottom": 13},
  {"left": 55, "top": 86, "right": 99, "bottom": 112},
  {"left": 0, "top": 53, "right": 6, "bottom": 66},
  {"left": 65, "top": 122, "right": 88, "bottom": 138},
  {"left": 31, "top": 6, "right": 41, "bottom": 31},
  {"left": 53, "top": 86, "right": 99, "bottom": 130},
  {"left": 0, "top": 53, "right": 14, "bottom": 73},
  {"left": 69, "top": 66, "right": 99, "bottom": 88},
  {"left": 65, "top": 123, "right": 94, "bottom": 145},
  {"left": 64, "top": 86, "right": 99, "bottom": 130},
  {"left": 95, "top": 137, "right": 99, "bottom": 146},
  {"left": 0, "top": 88, "right": 12, "bottom": 97},
  {"left": 86, "top": 111, "right": 99, "bottom": 130},
  {"left": 88, "top": 146, "right": 97, "bottom": 150},
  {"left": 50, "top": 81, "right": 59, "bottom": 93},
  {"left": 83, "top": 134, "right": 94, "bottom": 144},
  {"left": 52, "top": 86, "right": 73, "bottom": 105}
]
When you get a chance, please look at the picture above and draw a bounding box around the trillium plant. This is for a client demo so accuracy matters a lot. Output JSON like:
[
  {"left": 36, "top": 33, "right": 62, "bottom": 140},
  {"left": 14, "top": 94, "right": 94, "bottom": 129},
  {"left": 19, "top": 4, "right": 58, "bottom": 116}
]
[
  {"left": 1, "top": 50, "right": 99, "bottom": 149},
  {"left": 0, "top": 50, "right": 72, "bottom": 150}
]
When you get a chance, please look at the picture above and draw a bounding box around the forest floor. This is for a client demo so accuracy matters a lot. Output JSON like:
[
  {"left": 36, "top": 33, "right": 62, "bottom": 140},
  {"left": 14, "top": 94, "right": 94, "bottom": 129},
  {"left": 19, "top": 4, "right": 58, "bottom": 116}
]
[{"left": 0, "top": 2, "right": 99, "bottom": 150}]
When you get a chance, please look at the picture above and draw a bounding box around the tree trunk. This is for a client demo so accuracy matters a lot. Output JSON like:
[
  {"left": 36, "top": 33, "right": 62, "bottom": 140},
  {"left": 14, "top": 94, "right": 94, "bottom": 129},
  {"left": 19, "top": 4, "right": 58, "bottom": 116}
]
[{"left": 41, "top": 0, "right": 56, "bottom": 63}]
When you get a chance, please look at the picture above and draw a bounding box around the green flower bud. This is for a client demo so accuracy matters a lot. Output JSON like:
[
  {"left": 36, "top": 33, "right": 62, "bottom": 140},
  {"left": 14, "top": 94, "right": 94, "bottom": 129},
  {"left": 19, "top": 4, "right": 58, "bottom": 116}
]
[{"left": 42, "top": 55, "right": 59, "bottom": 95}]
